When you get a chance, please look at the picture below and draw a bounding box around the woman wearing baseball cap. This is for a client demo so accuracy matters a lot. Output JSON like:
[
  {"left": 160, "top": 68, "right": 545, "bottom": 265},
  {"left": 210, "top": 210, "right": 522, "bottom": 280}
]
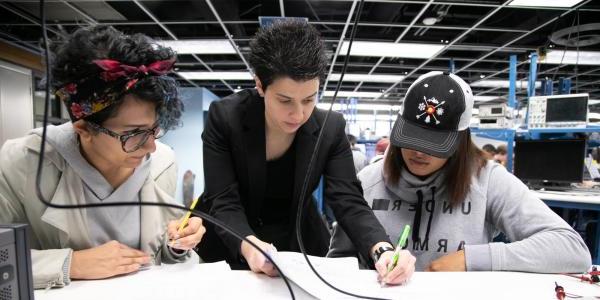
[
  {"left": 0, "top": 25, "right": 205, "bottom": 288},
  {"left": 329, "top": 71, "right": 590, "bottom": 273}
]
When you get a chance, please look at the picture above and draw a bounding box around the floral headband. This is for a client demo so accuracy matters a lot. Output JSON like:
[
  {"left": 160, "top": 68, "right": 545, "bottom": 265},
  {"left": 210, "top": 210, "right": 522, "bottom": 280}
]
[{"left": 55, "top": 58, "right": 175, "bottom": 121}]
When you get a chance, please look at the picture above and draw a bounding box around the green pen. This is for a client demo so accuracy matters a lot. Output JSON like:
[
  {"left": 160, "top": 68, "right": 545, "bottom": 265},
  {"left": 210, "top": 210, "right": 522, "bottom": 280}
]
[{"left": 384, "top": 225, "right": 411, "bottom": 281}]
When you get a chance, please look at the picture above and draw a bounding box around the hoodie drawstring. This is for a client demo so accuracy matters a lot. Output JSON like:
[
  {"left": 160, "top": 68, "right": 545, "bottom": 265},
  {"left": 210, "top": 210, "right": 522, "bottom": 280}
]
[
  {"left": 424, "top": 186, "right": 435, "bottom": 242},
  {"left": 412, "top": 190, "right": 423, "bottom": 244},
  {"left": 412, "top": 187, "right": 436, "bottom": 245}
]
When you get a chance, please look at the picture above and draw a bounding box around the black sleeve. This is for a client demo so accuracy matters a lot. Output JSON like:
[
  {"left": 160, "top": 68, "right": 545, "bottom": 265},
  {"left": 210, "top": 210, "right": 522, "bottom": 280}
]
[
  {"left": 323, "top": 114, "right": 390, "bottom": 261},
  {"left": 202, "top": 101, "right": 254, "bottom": 259}
]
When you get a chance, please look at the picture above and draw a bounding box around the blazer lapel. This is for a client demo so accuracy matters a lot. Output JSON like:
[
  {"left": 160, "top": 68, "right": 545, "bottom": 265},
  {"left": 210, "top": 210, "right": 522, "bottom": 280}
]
[{"left": 242, "top": 93, "right": 267, "bottom": 224}]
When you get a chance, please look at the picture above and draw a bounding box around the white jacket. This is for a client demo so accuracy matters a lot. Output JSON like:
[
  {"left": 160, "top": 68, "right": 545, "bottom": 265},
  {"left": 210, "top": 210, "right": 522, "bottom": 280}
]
[{"left": 0, "top": 133, "right": 197, "bottom": 289}]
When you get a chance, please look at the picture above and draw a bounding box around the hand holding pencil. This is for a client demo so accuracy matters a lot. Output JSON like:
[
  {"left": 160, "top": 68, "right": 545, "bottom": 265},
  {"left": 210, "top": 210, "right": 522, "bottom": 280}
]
[
  {"left": 375, "top": 225, "right": 416, "bottom": 286},
  {"left": 167, "top": 198, "right": 206, "bottom": 250}
]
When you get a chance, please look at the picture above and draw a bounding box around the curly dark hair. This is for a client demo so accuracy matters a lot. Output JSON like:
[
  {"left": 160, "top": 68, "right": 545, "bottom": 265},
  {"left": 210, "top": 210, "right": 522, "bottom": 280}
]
[
  {"left": 249, "top": 19, "right": 328, "bottom": 90},
  {"left": 50, "top": 25, "right": 183, "bottom": 130}
]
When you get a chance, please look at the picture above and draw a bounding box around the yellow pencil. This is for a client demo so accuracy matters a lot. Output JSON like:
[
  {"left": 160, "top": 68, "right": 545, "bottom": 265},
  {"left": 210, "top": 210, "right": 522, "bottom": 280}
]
[{"left": 171, "top": 197, "right": 199, "bottom": 246}]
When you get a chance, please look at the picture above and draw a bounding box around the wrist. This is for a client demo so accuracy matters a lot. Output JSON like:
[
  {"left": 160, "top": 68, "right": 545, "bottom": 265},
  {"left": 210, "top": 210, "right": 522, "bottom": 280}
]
[
  {"left": 69, "top": 250, "right": 81, "bottom": 279},
  {"left": 240, "top": 235, "right": 259, "bottom": 259},
  {"left": 371, "top": 242, "right": 395, "bottom": 263}
]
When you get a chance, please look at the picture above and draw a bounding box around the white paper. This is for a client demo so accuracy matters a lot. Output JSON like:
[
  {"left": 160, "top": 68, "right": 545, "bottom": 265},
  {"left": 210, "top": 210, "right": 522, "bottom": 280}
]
[{"left": 269, "top": 251, "right": 377, "bottom": 299}]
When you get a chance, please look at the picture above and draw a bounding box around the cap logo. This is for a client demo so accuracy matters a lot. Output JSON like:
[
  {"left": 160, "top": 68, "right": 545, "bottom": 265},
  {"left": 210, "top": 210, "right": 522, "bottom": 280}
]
[{"left": 417, "top": 96, "right": 445, "bottom": 125}]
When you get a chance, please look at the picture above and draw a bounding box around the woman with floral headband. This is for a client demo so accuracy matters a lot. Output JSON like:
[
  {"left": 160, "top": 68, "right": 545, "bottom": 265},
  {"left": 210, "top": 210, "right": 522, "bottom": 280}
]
[{"left": 0, "top": 25, "right": 205, "bottom": 289}]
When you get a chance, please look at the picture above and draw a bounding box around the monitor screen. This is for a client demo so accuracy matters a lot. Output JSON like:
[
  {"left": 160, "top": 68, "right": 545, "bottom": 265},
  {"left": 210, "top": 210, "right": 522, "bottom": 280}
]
[
  {"left": 514, "top": 139, "right": 586, "bottom": 183},
  {"left": 546, "top": 96, "right": 588, "bottom": 122}
]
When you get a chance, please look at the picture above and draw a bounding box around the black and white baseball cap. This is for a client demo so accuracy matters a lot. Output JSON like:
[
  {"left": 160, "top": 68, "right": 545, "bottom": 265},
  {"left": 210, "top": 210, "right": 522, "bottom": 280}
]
[{"left": 390, "top": 71, "right": 473, "bottom": 158}]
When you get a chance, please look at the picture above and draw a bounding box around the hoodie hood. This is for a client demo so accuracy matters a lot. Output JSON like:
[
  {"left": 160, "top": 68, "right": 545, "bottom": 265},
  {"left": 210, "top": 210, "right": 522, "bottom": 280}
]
[
  {"left": 359, "top": 149, "right": 449, "bottom": 250},
  {"left": 379, "top": 147, "right": 447, "bottom": 203},
  {"left": 30, "top": 123, "right": 150, "bottom": 199}
]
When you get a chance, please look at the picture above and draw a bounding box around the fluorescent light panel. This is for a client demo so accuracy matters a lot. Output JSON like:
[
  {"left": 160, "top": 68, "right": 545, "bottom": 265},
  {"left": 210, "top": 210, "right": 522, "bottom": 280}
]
[
  {"left": 471, "top": 80, "right": 541, "bottom": 89},
  {"left": 508, "top": 0, "right": 584, "bottom": 8},
  {"left": 473, "top": 96, "right": 500, "bottom": 102},
  {"left": 179, "top": 72, "right": 406, "bottom": 83},
  {"left": 541, "top": 50, "right": 600, "bottom": 66},
  {"left": 339, "top": 41, "right": 444, "bottom": 59},
  {"left": 316, "top": 103, "right": 401, "bottom": 111},
  {"left": 328, "top": 73, "right": 405, "bottom": 83},
  {"left": 322, "top": 91, "right": 383, "bottom": 98},
  {"left": 178, "top": 72, "right": 253, "bottom": 80},
  {"left": 157, "top": 40, "right": 236, "bottom": 54}
]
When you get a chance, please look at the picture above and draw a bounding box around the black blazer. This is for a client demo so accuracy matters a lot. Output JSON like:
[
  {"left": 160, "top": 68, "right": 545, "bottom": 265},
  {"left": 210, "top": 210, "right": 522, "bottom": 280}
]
[{"left": 196, "top": 89, "right": 389, "bottom": 265}]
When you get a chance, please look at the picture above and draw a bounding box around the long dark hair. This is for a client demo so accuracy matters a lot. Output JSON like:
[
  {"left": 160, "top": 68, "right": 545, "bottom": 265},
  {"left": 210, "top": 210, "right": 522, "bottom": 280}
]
[{"left": 384, "top": 129, "right": 487, "bottom": 206}]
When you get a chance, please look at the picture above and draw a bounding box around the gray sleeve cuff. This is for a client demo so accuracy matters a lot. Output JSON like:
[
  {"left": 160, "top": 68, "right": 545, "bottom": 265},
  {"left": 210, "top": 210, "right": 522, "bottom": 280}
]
[
  {"left": 62, "top": 250, "right": 72, "bottom": 286},
  {"left": 464, "top": 244, "right": 492, "bottom": 271}
]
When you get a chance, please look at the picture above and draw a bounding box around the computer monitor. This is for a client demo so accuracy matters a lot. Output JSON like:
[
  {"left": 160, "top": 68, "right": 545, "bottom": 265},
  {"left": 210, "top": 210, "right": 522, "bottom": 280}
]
[{"left": 514, "top": 139, "right": 586, "bottom": 188}]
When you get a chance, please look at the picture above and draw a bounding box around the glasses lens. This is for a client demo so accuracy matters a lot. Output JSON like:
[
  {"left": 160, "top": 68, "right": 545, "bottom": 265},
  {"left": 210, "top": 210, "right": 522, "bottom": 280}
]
[
  {"left": 154, "top": 127, "right": 165, "bottom": 139},
  {"left": 123, "top": 132, "right": 150, "bottom": 153}
]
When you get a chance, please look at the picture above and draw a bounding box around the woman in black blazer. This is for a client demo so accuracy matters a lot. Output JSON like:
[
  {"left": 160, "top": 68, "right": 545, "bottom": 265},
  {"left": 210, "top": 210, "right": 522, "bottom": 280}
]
[{"left": 197, "top": 20, "right": 415, "bottom": 285}]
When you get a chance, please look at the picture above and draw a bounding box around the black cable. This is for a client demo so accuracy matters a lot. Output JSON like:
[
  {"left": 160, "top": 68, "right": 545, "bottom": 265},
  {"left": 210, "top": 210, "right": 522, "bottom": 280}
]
[
  {"left": 36, "top": 0, "right": 296, "bottom": 298},
  {"left": 551, "top": 13, "right": 578, "bottom": 82},
  {"left": 294, "top": 0, "right": 391, "bottom": 299}
]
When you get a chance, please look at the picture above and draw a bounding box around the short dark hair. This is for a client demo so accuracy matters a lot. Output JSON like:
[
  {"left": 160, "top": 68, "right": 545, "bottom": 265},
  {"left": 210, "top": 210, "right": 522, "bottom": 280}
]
[
  {"left": 482, "top": 144, "right": 496, "bottom": 154},
  {"left": 50, "top": 25, "right": 183, "bottom": 130},
  {"left": 384, "top": 130, "right": 487, "bottom": 206},
  {"left": 496, "top": 144, "right": 507, "bottom": 155},
  {"left": 249, "top": 19, "right": 328, "bottom": 90}
]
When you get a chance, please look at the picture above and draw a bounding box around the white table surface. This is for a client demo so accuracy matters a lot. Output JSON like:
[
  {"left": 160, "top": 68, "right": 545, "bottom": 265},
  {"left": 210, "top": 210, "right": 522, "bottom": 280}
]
[
  {"left": 35, "top": 262, "right": 600, "bottom": 300},
  {"left": 532, "top": 190, "right": 600, "bottom": 205}
]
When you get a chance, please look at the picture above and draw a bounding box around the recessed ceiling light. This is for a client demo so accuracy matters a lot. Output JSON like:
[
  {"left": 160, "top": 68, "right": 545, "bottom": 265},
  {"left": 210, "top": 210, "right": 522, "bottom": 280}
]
[
  {"left": 422, "top": 17, "right": 437, "bottom": 26},
  {"left": 508, "top": 0, "right": 584, "bottom": 8}
]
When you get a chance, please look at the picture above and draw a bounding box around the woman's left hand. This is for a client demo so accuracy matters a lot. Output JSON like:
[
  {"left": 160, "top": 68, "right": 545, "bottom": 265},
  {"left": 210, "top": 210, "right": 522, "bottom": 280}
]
[
  {"left": 167, "top": 217, "right": 206, "bottom": 250},
  {"left": 425, "top": 250, "right": 466, "bottom": 271}
]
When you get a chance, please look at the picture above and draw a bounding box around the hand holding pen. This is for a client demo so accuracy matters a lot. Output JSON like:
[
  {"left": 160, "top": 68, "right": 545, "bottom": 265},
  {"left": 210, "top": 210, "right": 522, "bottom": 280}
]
[
  {"left": 168, "top": 197, "right": 206, "bottom": 250},
  {"left": 375, "top": 225, "right": 416, "bottom": 286}
]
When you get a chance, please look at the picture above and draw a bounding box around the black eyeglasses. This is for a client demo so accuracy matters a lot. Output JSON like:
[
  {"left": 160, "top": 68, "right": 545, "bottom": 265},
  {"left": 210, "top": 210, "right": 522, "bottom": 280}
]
[{"left": 87, "top": 122, "right": 165, "bottom": 153}]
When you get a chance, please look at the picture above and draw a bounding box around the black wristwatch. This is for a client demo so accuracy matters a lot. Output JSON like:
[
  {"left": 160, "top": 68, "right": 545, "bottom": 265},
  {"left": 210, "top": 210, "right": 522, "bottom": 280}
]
[{"left": 372, "top": 245, "right": 395, "bottom": 263}]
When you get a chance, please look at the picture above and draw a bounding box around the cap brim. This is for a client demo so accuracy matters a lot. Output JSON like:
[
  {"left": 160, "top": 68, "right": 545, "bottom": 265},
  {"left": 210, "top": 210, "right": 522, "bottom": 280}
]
[{"left": 390, "top": 117, "right": 460, "bottom": 158}]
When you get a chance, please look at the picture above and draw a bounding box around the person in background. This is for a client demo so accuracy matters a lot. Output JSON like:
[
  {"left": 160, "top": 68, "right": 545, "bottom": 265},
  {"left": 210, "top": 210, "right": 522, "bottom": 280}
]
[
  {"left": 348, "top": 134, "right": 368, "bottom": 173},
  {"left": 328, "top": 71, "right": 590, "bottom": 273},
  {"left": 0, "top": 25, "right": 205, "bottom": 289},
  {"left": 481, "top": 144, "right": 497, "bottom": 160},
  {"left": 182, "top": 170, "right": 196, "bottom": 208},
  {"left": 494, "top": 144, "right": 507, "bottom": 166},
  {"left": 197, "top": 20, "right": 415, "bottom": 285},
  {"left": 369, "top": 138, "right": 390, "bottom": 164}
]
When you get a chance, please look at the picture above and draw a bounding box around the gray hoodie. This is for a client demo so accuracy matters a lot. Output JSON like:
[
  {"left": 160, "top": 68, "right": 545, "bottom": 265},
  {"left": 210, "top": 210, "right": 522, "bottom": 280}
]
[
  {"left": 329, "top": 158, "right": 591, "bottom": 273},
  {"left": 34, "top": 122, "right": 146, "bottom": 250}
]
